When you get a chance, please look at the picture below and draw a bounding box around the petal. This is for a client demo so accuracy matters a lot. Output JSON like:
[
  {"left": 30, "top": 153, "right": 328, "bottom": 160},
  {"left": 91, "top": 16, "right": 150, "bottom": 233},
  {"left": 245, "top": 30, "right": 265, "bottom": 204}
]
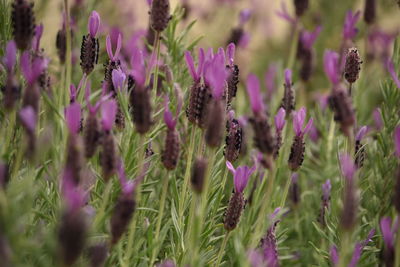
[
  {"left": 197, "top": 48, "right": 205, "bottom": 77},
  {"left": 239, "top": 9, "right": 252, "bottom": 25},
  {"left": 330, "top": 246, "right": 339, "bottom": 266},
  {"left": 386, "top": 59, "right": 400, "bottom": 89},
  {"left": 355, "top": 126, "right": 368, "bottom": 141},
  {"left": 373, "top": 108, "right": 383, "bottom": 130},
  {"left": 303, "top": 117, "right": 314, "bottom": 136},
  {"left": 246, "top": 74, "right": 264, "bottom": 114},
  {"left": 65, "top": 102, "right": 81, "bottom": 134},
  {"left": 20, "top": 52, "right": 32, "bottom": 82},
  {"left": 339, "top": 153, "right": 356, "bottom": 180},
  {"left": 19, "top": 106, "right": 37, "bottom": 133},
  {"left": 88, "top": 10, "right": 100, "bottom": 38},
  {"left": 226, "top": 43, "right": 235, "bottom": 65},
  {"left": 184, "top": 51, "right": 197, "bottom": 81},
  {"left": 163, "top": 95, "right": 176, "bottom": 129},
  {"left": 226, "top": 161, "right": 236, "bottom": 175},
  {"left": 114, "top": 33, "right": 122, "bottom": 60},
  {"left": 130, "top": 48, "right": 146, "bottom": 86},
  {"left": 380, "top": 217, "right": 394, "bottom": 249},
  {"left": 101, "top": 99, "right": 117, "bottom": 131},
  {"left": 112, "top": 68, "right": 126, "bottom": 90},
  {"left": 3, "top": 40, "right": 17, "bottom": 72},
  {"left": 323, "top": 50, "right": 340, "bottom": 85},
  {"left": 106, "top": 35, "right": 114, "bottom": 60},
  {"left": 33, "top": 24, "right": 44, "bottom": 52},
  {"left": 265, "top": 63, "right": 278, "bottom": 97},
  {"left": 274, "top": 107, "right": 286, "bottom": 131},
  {"left": 284, "top": 68, "right": 292, "bottom": 88}
]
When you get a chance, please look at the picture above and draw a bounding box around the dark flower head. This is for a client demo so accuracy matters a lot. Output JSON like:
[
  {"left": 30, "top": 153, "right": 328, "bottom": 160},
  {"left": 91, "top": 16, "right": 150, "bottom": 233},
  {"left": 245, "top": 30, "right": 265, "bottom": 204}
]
[
  {"left": 363, "top": 0, "right": 376, "bottom": 25},
  {"left": 12, "top": 0, "right": 36, "bottom": 51},
  {"left": 344, "top": 47, "right": 362, "bottom": 84},
  {"left": 150, "top": 0, "right": 171, "bottom": 32}
]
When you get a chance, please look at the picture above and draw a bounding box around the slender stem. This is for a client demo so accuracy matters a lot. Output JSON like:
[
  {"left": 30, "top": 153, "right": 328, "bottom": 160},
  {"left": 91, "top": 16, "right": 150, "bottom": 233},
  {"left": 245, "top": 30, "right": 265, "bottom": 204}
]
[
  {"left": 286, "top": 23, "right": 300, "bottom": 70},
  {"left": 179, "top": 127, "right": 196, "bottom": 222},
  {"left": 327, "top": 115, "right": 335, "bottom": 161},
  {"left": 150, "top": 171, "right": 170, "bottom": 265},
  {"left": 124, "top": 135, "right": 146, "bottom": 264},
  {"left": 187, "top": 193, "right": 199, "bottom": 265},
  {"left": 59, "top": 65, "right": 65, "bottom": 108},
  {"left": 251, "top": 165, "right": 276, "bottom": 247},
  {"left": 295, "top": 208, "right": 303, "bottom": 242},
  {"left": 215, "top": 232, "right": 230, "bottom": 267},
  {"left": 11, "top": 139, "right": 23, "bottom": 179},
  {"left": 93, "top": 180, "right": 113, "bottom": 230},
  {"left": 63, "top": 0, "right": 72, "bottom": 107},
  {"left": 279, "top": 171, "right": 293, "bottom": 207},
  {"left": 337, "top": 231, "right": 351, "bottom": 267},
  {"left": 394, "top": 229, "right": 400, "bottom": 267}
]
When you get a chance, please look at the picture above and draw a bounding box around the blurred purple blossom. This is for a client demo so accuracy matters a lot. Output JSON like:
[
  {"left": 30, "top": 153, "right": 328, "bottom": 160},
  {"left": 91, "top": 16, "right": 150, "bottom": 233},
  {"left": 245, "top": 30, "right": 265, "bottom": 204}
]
[
  {"left": 322, "top": 179, "right": 331, "bottom": 204},
  {"left": 19, "top": 106, "right": 37, "bottom": 133},
  {"left": 385, "top": 59, "right": 400, "bottom": 89},
  {"left": 355, "top": 126, "right": 368, "bottom": 141},
  {"left": 32, "top": 24, "right": 43, "bottom": 52},
  {"left": 163, "top": 95, "right": 177, "bottom": 130},
  {"left": 274, "top": 108, "right": 286, "bottom": 132},
  {"left": 3, "top": 40, "right": 17, "bottom": 72},
  {"left": 112, "top": 68, "right": 126, "bottom": 91},
  {"left": 265, "top": 63, "right": 278, "bottom": 99},
  {"left": 246, "top": 74, "right": 265, "bottom": 114},
  {"left": 239, "top": 9, "right": 252, "bottom": 26},
  {"left": 339, "top": 153, "right": 356, "bottom": 181},
  {"left": 106, "top": 33, "right": 122, "bottom": 61},
  {"left": 330, "top": 246, "right": 339, "bottom": 266},
  {"left": 349, "top": 229, "right": 375, "bottom": 267},
  {"left": 323, "top": 50, "right": 340, "bottom": 85},
  {"left": 343, "top": 10, "right": 361, "bottom": 40},
  {"left": 380, "top": 217, "right": 395, "bottom": 250},
  {"left": 276, "top": 2, "right": 296, "bottom": 25},
  {"left": 300, "top": 26, "right": 322, "bottom": 50},
  {"left": 293, "top": 107, "right": 313, "bottom": 137},
  {"left": 226, "top": 161, "right": 255, "bottom": 193},
  {"left": 65, "top": 102, "right": 82, "bottom": 134},
  {"left": 20, "top": 52, "right": 48, "bottom": 85},
  {"left": 101, "top": 100, "right": 117, "bottom": 131},
  {"left": 130, "top": 48, "right": 146, "bottom": 86},
  {"left": 309, "top": 123, "right": 319, "bottom": 143},
  {"left": 372, "top": 108, "right": 383, "bottom": 130}
]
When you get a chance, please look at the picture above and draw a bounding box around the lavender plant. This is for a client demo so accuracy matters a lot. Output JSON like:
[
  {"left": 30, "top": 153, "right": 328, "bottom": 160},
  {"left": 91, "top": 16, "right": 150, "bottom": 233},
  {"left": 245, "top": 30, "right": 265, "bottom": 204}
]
[{"left": 0, "top": 0, "right": 400, "bottom": 266}]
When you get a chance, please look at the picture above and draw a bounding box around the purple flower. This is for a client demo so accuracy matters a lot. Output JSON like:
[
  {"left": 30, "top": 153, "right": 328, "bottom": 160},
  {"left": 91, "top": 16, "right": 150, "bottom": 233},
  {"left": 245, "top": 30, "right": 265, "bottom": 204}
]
[
  {"left": 62, "top": 176, "right": 85, "bottom": 211},
  {"left": 395, "top": 126, "right": 400, "bottom": 158},
  {"left": 3, "top": 40, "right": 17, "bottom": 72},
  {"left": 226, "top": 161, "right": 255, "bottom": 193},
  {"left": 265, "top": 63, "right": 278, "bottom": 98},
  {"left": 343, "top": 10, "right": 361, "bottom": 40},
  {"left": 330, "top": 246, "right": 339, "bottom": 266},
  {"left": 292, "top": 107, "right": 313, "bottom": 137},
  {"left": 163, "top": 95, "right": 177, "bottom": 130},
  {"left": 276, "top": 2, "right": 297, "bottom": 25},
  {"left": 20, "top": 51, "right": 48, "bottom": 85},
  {"left": 380, "top": 217, "right": 395, "bottom": 250},
  {"left": 239, "top": 9, "right": 252, "bottom": 26},
  {"left": 284, "top": 68, "right": 292, "bottom": 88},
  {"left": 349, "top": 229, "right": 375, "bottom": 267},
  {"left": 246, "top": 74, "right": 265, "bottom": 114},
  {"left": 184, "top": 48, "right": 205, "bottom": 82},
  {"left": 247, "top": 250, "right": 264, "bottom": 267},
  {"left": 130, "top": 48, "right": 146, "bottom": 86},
  {"left": 88, "top": 11, "right": 100, "bottom": 38},
  {"left": 112, "top": 68, "right": 126, "bottom": 91},
  {"left": 101, "top": 99, "right": 117, "bottom": 131},
  {"left": 85, "top": 81, "right": 107, "bottom": 114},
  {"left": 65, "top": 102, "right": 82, "bottom": 134},
  {"left": 117, "top": 160, "right": 135, "bottom": 196},
  {"left": 323, "top": 50, "right": 340, "bottom": 85},
  {"left": 309, "top": 123, "right": 319, "bottom": 143},
  {"left": 355, "top": 126, "right": 368, "bottom": 141},
  {"left": 385, "top": 58, "right": 400, "bottom": 90},
  {"left": 367, "top": 30, "right": 396, "bottom": 60},
  {"left": 157, "top": 260, "right": 175, "bottom": 267},
  {"left": 300, "top": 25, "right": 322, "bottom": 50},
  {"left": 274, "top": 107, "right": 286, "bottom": 132},
  {"left": 373, "top": 108, "right": 383, "bottom": 130},
  {"left": 322, "top": 179, "right": 331, "bottom": 203},
  {"left": 339, "top": 153, "right": 356, "bottom": 180},
  {"left": 106, "top": 33, "right": 122, "bottom": 61},
  {"left": 32, "top": 24, "right": 44, "bottom": 52},
  {"left": 226, "top": 43, "right": 235, "bottom": 66},
  {"left": 204, "top": 51, "right": 228, "bottom": 99},
  {"left": 19, "top": 106, "right": 37, "bottom": 133}
]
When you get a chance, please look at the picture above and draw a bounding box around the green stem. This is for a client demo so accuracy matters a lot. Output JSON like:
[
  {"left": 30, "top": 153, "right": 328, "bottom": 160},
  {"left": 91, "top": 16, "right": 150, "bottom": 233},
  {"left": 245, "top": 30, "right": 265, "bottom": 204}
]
[
  {"left": 150, "top": 171, "right": 170, "bottom": 265},
  {"left": 251, "top": 165, "right": 276, "bottom": 247},
  {"left": 286, "top": 23, "right": 300, "bottom": 70},
  {"left": 123, "top": 135, "right": 147, "bottom": 264},
  {"left": 214, "top": 232, "right": 230, "bottom": 267},
  {"left": 337, "top": 231, "right": 351, "bottom": 267},
  {"left": 394, "top": 229, "right": 400, "bottom": 267},
  {"left": 63, "top": 0, "right": 72, "bottom": 107},
  {"left": 11, "top": 139, "right": 23, "bottom": 179},
  {"left": 279, "top": 171, "right": 293, "bottom": 208},
  {"left": 152, "top": 32, "right": 162, "bottom": 93},
  {"left": 327, "top": 115, "right": 335, "bottom": 161},
  {"left": 93, "top": 180, "right": 113, "bottom": 231},
  {"left": 179, "top": 127, "right": 196, "bottom": 223}
]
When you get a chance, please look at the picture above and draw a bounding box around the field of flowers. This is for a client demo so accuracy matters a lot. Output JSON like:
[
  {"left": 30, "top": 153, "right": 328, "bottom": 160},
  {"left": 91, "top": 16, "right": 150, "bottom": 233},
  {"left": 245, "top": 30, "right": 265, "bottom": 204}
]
[{"left": 0, "top": 0, "right": 400, "bottom": 266}]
